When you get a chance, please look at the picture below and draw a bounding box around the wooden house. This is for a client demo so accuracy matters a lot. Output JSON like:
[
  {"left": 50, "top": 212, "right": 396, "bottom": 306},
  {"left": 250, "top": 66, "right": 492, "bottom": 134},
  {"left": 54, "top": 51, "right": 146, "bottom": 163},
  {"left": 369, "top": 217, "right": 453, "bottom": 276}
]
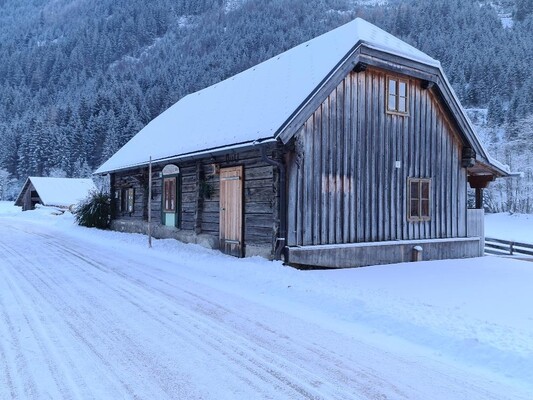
[
  {"left": 15, "top": 177, "right": 96, "bottom": 211},
  {"left": 95, "top": 18, "right": 508, "bottom": 268}
]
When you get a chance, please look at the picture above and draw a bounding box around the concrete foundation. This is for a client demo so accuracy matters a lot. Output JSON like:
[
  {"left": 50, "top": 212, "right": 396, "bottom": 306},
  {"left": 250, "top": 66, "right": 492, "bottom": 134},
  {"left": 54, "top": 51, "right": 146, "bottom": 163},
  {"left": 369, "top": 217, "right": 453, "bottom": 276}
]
[
  {"left": 286, "top": 237, "right": 482, "bottom": 268},
  {"left": 110, "top": 220, "right": 273, "bottom": 259}
]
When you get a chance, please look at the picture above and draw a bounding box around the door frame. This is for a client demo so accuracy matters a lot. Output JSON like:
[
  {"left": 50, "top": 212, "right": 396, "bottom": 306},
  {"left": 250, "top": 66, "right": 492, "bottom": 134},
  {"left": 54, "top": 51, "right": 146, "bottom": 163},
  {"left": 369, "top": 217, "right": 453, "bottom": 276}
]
[
  {"left": 161, "top": 171, "right": 181, "bottom": 228},
  {"left": 219, "top": 165, "right": 244, "bottom": 257}
]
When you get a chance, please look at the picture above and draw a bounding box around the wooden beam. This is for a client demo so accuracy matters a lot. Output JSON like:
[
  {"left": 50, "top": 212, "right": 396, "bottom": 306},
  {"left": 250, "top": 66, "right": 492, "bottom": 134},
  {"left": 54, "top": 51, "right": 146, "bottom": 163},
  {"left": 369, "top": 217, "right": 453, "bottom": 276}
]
[
  {"left": 475, "top": 188, "right": 483, "bottom": 209},
  {"left": 468, "top": 174, "right": 494, "bottom": 189}
]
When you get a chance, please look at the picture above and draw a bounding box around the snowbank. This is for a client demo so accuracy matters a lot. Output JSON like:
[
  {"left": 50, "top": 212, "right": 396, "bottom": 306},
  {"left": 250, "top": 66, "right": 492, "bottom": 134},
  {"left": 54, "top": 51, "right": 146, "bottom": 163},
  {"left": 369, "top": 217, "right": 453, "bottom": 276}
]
[{"left": 0, "top": 201, "right": 21, "bottom": 215}]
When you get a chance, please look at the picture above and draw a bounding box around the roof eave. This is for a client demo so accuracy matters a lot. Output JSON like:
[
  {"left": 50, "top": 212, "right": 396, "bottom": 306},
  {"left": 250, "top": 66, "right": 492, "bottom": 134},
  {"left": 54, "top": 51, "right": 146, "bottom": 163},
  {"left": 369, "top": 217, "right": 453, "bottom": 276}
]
[
  {"left": 275, "top": 43, "right": 442, "bottom": 144},
  {"left": 94, "top": 138, "right": 278, "bottom": 175}
]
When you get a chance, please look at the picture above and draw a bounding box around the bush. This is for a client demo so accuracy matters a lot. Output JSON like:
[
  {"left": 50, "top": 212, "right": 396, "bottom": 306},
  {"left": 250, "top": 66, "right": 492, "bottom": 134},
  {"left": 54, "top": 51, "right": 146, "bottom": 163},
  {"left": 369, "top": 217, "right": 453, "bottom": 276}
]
[{"left": 74, "top": 191, "right": 111, "bottom": 229}]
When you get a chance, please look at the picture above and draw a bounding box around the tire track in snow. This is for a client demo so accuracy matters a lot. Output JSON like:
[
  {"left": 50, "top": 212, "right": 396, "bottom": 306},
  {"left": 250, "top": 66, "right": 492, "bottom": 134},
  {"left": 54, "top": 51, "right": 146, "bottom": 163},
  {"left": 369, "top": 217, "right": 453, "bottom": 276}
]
[
  {"left": 1, "top": 219, "right": 530, "bottom": 400},
  {"left": 0, "top": 238, "right": 136, "bottom": 399},
  {"left": 7, "top": 252, "right": 178, "bottom": 398},
  {"left": 0, "top": 293, "right": 18, "bottom": 399},
  {"left": 1, "top": 267, "right": 85, "bottom": 399},
  {"left": 55, "top": 236, "right": 527, "bottom": 400},
  {"left": 49, "top": 239, "right": 403, "bottom": 399},
  {"left": 1, "top": 232, "right": 218, "bottom": 399},
  {"left": 49, "top": 244, "right": 330, "bottom": 399},
  {"left": 0, "top": 240, "right": 100, "bottom": 399}
]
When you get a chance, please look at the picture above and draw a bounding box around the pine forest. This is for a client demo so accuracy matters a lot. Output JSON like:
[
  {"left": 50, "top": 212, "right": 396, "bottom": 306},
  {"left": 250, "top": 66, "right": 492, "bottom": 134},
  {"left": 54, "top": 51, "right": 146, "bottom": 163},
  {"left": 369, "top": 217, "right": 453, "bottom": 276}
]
[{"left": 0, "top": 0, "right": 532, "bottom": 212}]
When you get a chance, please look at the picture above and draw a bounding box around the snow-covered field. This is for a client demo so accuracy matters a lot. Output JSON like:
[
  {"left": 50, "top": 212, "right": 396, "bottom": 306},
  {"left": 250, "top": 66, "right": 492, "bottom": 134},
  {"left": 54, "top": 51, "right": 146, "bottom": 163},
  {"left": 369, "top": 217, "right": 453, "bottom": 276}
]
[
  {"left": 486, "top": 212, "right": 533, "bottom": 243},
  {"left": 0, "top": 201, "right": 532, "bottom": 399}
]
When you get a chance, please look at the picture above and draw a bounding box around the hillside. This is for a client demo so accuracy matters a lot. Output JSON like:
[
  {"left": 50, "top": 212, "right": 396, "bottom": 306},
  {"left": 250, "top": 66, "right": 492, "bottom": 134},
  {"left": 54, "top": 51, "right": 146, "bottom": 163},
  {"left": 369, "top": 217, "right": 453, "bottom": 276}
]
[{"left": 0, "top": 0, "right": 531, "bottom": 210}]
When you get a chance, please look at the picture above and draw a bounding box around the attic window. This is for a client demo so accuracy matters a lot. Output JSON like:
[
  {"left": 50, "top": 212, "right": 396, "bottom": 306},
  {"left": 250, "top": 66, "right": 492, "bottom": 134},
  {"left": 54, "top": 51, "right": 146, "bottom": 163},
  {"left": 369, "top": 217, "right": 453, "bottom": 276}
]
[{"left": 387, "top": 77, "right": 408, "bottom": 114}]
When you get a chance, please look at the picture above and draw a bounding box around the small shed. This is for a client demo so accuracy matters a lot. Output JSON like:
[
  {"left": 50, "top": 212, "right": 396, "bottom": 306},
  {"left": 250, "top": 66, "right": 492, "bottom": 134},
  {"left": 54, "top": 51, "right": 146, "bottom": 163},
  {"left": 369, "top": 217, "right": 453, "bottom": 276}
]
[{"left": 14, "top": 177, "right": 96, "bottom": 211}]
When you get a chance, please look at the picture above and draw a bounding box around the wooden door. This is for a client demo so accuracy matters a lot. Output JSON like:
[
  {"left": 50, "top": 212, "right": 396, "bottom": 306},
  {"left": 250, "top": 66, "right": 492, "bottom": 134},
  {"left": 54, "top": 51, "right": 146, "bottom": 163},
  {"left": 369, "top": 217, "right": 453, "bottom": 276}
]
[{"left": 219, "top": 166, "right": 243, "bottom": 257}]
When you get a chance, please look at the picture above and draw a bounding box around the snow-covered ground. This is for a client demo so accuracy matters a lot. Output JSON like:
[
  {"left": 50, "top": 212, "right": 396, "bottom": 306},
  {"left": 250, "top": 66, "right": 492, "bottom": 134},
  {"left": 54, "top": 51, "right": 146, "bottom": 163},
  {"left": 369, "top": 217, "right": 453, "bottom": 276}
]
[
  {"left": 485, "top": 212, "right": 533, "bottom": 243},
  {"left": 0, "top": 201, "right": 532, "bottom": 399}
]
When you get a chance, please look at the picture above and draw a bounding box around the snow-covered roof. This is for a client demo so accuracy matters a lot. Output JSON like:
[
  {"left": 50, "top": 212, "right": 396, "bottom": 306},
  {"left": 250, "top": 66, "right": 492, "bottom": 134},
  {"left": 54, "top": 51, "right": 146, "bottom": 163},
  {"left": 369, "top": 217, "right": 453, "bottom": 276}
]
[
  {"left": 16, "top": 177, "right": 96, "bottom": 208},
  {"left": 96, "top": 18, "right": 439, "bottom": 174}
]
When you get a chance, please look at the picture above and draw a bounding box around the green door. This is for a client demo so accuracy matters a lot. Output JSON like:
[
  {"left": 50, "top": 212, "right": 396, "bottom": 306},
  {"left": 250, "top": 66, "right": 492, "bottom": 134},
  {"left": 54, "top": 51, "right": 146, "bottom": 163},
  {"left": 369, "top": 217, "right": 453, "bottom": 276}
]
[{"left": 162, "top": 174, "right": 179, "bottom": 228}]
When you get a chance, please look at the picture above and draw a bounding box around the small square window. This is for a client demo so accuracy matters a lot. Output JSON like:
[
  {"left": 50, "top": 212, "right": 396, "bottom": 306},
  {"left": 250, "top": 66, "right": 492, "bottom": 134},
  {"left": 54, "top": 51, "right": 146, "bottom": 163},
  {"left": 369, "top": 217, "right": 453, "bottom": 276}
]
[{"left": 387, "top": 77, "right": 409, "bottom": 115}]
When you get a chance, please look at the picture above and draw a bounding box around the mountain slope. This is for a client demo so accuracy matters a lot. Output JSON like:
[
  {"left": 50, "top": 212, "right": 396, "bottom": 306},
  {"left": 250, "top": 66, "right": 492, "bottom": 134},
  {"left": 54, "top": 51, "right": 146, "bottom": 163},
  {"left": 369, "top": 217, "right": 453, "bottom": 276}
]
[{"left": 0, "top": 0, "right": 531, "bottom": 210}]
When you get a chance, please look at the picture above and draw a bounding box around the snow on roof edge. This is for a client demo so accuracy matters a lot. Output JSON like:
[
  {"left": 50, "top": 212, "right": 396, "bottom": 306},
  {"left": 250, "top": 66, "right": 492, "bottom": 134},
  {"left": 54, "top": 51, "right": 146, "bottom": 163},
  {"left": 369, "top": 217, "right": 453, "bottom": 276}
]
[
  {"left": 26, "top": 177, "right": 97, "bottom": 207},
  {"left": 362, "top": 42, "right": 440, "bottom": 68},
  {"left": 96, "top": 18, "right": 441, "bottom": 174},
  {"left": 95, "top": 138, "right": 278, "bottom": 175}
]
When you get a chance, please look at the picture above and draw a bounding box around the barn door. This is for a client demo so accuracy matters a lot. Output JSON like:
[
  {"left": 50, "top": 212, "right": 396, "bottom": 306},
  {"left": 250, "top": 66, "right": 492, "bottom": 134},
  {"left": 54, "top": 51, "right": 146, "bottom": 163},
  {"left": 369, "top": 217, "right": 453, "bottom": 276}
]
[{"left": 219, "top": 166, "right": 244, "bottom": 257}]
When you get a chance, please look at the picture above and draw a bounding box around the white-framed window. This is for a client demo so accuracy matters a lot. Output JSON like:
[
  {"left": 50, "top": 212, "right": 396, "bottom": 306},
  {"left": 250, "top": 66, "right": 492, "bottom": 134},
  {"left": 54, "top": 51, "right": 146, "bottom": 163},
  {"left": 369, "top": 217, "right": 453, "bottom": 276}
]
[{"left": 387, "top": 77, "right": 409, "bottom": 115}]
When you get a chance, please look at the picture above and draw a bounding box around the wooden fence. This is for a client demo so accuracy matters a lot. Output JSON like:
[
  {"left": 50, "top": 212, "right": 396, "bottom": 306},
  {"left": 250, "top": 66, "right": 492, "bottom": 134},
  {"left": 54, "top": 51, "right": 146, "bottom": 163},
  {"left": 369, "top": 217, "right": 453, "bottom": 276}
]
[{"left": 485, "top": 237, "right": 533, "bottom": 258}]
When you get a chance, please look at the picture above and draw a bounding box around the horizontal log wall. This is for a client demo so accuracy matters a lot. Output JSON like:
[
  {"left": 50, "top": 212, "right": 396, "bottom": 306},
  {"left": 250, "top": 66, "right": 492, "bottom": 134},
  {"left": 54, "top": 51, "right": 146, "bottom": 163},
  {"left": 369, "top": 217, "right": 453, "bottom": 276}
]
[
  {"left": 190, "top": 147, "right": 279, "bottom": 247},
  {"left": 111, "top": 145, "right": 279, "bottom": 252},
  {"left": 114, "top": 169, "right": 161, "bottom": 223},
  {"left": 287, "top": 67, "right": 467, "bottom": 246}
]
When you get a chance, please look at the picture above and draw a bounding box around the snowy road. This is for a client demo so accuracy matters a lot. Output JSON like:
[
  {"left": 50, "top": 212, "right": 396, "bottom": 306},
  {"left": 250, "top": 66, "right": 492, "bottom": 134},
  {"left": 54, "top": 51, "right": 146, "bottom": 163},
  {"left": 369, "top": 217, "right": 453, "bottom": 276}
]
[{"left": 0, "top": 216, "right": 530, "bottom": 399}]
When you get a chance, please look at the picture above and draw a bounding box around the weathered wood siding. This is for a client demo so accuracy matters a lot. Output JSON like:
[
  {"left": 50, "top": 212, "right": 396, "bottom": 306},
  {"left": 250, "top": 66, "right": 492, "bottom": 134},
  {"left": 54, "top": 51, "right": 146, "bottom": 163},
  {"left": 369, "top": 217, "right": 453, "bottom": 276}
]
[
  {"left": 467, "top": 208, "right": 485, "bottom": 256},
  {"left": 21, "top": 182, "right": 39, "bottom": 211},
  {"left": 111, "top": 146, "right": 279, "bottom": 252},
  {"left": 287, "top": 68, "right": 467, "bottom": 246},
  {"left": 190, "top": 147, "right": 280, "bottom": 248}
]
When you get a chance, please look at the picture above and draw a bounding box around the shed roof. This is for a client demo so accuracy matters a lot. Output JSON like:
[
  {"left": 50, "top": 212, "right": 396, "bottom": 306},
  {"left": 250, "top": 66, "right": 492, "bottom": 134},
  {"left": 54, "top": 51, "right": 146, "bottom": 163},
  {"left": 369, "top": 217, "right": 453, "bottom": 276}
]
[
  {"left": 95, "top": 17, "right": 507, "bottom": 177},
  {"left": 15, "top": 177, "right": 96, "bottom": 208}
]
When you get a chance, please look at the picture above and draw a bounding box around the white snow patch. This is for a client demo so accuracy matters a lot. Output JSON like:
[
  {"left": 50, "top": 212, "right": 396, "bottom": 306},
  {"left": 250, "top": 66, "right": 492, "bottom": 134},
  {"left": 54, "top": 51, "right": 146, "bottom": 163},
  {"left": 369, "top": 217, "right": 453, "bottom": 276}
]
[
  {"left": 466, "top": 107, "right": 489, "bottom": 126},
  {"left": 0, "top": 201, "right": 21, "bottom": 215},
  {"left": 485, "top": 212, "right": 533, "bottom": 244},
  {"left": 18, "top": 177, "right": 96, "bottom": 208},
  {"left": 352, "top": 0, "right": 388, "bottom": 5},
  {"left": 224, "top": 0, "right": 248, "bottom": 13},
  {"left": 501, "top": 15, "right": 514, "bottom": 28}
]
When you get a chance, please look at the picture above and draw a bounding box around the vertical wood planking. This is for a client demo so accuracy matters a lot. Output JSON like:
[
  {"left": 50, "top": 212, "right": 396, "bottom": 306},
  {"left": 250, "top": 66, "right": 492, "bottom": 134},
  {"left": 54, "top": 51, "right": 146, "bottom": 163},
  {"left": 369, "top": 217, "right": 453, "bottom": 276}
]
[
  {"left": 304, "top": 116, "right": 313, "bottom": 245},
  {"left": 428, "top": 95, "right": 436, "bottom": 238},
  {"left": 390, "top": 113, "right": 398, "bottom": 240},
  {"left": 287, "top": 151, "right": 297, "bottom": 246},
  {"left": 407, "top": 81, "right": 415, "bottom": 240},
  {"left": 356, "top": 71, "right": 364, "bottom": 241},
  {"left": 320, "top": 101, "right": 328, "bottom": 245},
  {"left": 379, "top": 74, "right": 389, "bottom": 240},
  {"left": 286, "top": 68, "right": 468, "bottom": 247},
  {"left": 435, "top": 118, "right": 443, "bottom": 237},
  {"left": 323, "top": 94, "right": 330, "bottom": 243},
  {"left": 350, "top": 72, "right": 358, "bottom": 242},
  {"left": 364, "top": 72, "right": 372, "bottom": 242},
  {"left": 343, "top": 76, "right": 352, "bottom": 243},
  {"left": 336, "top": 81, "right": 344, "bottom": 244},
  {"left": 451, "top": 135, "right": 459, "bottom": 237},
  {"left": 419, "top": 87, "right": 427, "bottom": 238}
]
